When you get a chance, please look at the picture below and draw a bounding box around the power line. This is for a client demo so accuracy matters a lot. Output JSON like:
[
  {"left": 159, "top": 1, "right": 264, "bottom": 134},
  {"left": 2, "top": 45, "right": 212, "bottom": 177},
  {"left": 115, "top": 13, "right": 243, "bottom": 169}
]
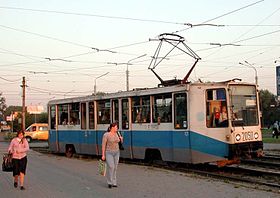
[
  {"left": 234, "top": 29, "right": 280, "bottom": 44},
  {"left": 173, "top": 0, "right": 265, "bottom": 33},
  {"left": 0, "top": 6, "right": 186, "bottom": 25},
  {"left": 0, "top": 24, "right": 93, "bottom": 49},
  {"left": 0, "top": 76, "right": 22, "bottom": 82},
  {"left": 232, "top": 6, "right": 280, "bottom": 43},
  {"left": 0, "top": 23, "right": 150, "bottom": 62},
  {"left": 225, "top": 24, "right": 280, "bottom": 27}
]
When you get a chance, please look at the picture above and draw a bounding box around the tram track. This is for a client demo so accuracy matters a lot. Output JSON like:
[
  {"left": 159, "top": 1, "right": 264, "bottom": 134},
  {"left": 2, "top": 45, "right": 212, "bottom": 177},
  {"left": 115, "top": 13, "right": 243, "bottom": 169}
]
[{"left": 120, "top": 159, "right": 280, "bottom": 190}]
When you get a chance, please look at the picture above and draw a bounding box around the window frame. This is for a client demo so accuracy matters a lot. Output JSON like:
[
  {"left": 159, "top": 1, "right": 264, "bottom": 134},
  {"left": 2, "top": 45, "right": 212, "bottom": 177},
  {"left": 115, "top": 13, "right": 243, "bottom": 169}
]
[
  {"left": 206, "top": 88, "right": 228, "bottom": 128},
  {"left": 174, "top": 92, "right": 187, "bottom": 129}
]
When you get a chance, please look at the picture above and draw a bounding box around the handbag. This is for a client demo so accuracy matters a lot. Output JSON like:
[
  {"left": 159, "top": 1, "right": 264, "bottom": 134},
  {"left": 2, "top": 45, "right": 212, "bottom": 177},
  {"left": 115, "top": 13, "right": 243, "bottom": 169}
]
[
  {"left": 2, "top": 153, "right": 13, "bottom": 172},
  {"left": 98, "top": 159, "right": 106, "bottom": 176},
  {"left": 117, "top": 132, "right": 124, "bottom": 150},
  {"left": 118, "top": 142, "right": 124, "bottom": 150}
]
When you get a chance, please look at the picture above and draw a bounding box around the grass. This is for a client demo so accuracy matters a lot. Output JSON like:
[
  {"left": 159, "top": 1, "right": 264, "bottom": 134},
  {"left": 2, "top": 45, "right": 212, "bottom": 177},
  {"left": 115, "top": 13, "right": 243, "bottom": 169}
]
[{"left": 262, "top": 128, "right": 280, "bottom": 143}]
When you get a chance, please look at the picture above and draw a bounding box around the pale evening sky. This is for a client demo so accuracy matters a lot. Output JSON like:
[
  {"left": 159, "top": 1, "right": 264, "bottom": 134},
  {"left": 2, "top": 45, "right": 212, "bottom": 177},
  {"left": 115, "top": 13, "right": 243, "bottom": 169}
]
[{"left": 0, "top": 0, "right": 279, "bottom": 110}]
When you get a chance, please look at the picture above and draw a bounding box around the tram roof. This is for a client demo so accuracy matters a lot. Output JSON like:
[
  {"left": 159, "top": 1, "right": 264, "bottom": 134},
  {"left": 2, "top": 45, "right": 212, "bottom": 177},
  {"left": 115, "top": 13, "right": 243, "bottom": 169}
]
[{"left": 48, "top": 79, "right": 256, "bottom": 105}]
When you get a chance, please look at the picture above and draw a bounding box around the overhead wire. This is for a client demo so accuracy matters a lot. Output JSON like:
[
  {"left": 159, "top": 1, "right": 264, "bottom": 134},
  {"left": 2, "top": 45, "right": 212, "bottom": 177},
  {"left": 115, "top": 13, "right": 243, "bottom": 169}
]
[
  {"left": 0, "top": 1, "right": 278, "bottom": 101},
  {"left": 0, "top": 6, "right": 187, "bottom": 25},
  {"left": 172, "top": 0, "right": 265, "bottom": 34}
]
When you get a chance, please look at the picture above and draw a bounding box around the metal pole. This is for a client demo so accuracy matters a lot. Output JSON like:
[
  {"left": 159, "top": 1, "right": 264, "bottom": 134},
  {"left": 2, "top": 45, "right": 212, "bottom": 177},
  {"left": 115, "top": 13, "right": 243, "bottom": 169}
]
[
  {"left": 126, "top": 54, "right": 146, "bottom": 91},
  {"left": 11, "top": 111, "right": 13, "bottom": 132},
  {"left": 126, "top": 67, "right": 129, "bottom": 91},
  {"left": 94, "top": 72, "right": 109, "bottom": 95},
  {"left": 245, "top": 61, "right": 258, "bottom": 86},
  {"left": 21, "top": 77, "right": 26, "bottom": 131},
  {"left": 239, "top": 61, "right": 258, "bottom": 86},
  {"left": 94, "top": 79, "right": 97, "bottom": 95}
]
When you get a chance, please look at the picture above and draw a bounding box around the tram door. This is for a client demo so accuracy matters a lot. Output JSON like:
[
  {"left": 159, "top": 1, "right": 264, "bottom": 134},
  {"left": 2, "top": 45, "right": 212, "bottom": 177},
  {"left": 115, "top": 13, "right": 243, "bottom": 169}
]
[
  {"left": 172, "top": 93, "right": 191, "bottom": 163},
  {"left": 49, "top": 105, "right": 58, "bottom": 152},
  {"left": 120, "top": 98, "right": 132, "bottom": 158},
  {"left": 80, "top": 102, "right": 97, "bottom": 155}
]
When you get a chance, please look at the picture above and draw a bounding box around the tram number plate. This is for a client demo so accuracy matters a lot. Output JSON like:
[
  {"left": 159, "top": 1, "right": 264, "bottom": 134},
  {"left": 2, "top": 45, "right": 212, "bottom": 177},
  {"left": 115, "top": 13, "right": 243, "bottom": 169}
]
[{"left": 242, "top": 131, "right": 254, "bottom": 141}]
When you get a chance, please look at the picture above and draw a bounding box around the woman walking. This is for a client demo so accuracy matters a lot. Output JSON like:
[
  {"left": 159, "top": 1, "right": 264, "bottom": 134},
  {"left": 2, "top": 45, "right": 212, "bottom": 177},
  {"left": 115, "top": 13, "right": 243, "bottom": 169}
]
[
  {"left": 102, "top": 122, "right": 123, "bottom": 188},
  {"left": 8, "top": 131, "right": 29, "bottom": 190}
]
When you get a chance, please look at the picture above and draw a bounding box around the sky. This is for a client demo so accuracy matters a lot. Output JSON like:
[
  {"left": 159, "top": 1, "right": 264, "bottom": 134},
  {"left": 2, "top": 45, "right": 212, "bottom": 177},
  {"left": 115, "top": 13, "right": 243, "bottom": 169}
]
[{"left": 0, "top": 0, "right": 280, "bottom": 110}]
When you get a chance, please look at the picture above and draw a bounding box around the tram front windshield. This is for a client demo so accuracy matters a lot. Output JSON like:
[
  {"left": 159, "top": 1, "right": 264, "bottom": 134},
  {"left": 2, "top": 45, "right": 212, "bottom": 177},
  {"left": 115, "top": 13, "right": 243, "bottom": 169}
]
[{"left": 229, "top": 85, "right": 258, "bottom": 127}]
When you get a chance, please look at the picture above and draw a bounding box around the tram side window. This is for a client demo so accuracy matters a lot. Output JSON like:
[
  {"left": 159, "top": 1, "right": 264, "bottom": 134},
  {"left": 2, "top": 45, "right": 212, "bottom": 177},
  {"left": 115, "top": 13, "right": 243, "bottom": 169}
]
[
  {"left": 153, "top": 94, "right": 172, "bottom": 123},
  {"left": 89, "top": 102, "right": 94, "bottom": 129},
  {"left": 122, "top": 99, "right": 129, "bottom": 129},
  {"left": 132, "top": 96, "right": 150, "bottom": 123},
  {"left": 112, "top": 100, "right": 119, "bottom": 123},
  {"left": 206, "top": 89, "right": 228, "bottom": 128},
  {"left": 70, "top": 103, "right": 80, "bottom": 125},
  {"left": 58, "top": 104, "right": 68, "bottom": 125},
  {"left": 97, "top": 100, "right": 111, "bottom": 124},
  {"left": 50, "top": 105, "right": 56, "bottom": 129},
  {"left": 174, "top": 93, "right": 187, "bottom": 129},
  {"left": 81, "top": 103, "right": 86, "bottom": 129}
]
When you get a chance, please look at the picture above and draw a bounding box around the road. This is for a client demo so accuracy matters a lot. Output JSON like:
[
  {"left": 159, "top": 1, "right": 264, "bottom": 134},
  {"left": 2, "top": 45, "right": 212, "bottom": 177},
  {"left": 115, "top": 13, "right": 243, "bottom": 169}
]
[{"left": 1, "top": 142, "right": 280, "bottom": 198}]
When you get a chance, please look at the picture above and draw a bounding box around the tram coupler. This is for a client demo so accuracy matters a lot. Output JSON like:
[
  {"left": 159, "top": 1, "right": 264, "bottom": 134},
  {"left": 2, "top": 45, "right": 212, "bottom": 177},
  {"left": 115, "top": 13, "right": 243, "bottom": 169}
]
[
  {"left": 256, "top": 149, "right": 264, "bottom": 158},
  {"left": 216, "top": 158, "right": 240, "bottom": 167}
]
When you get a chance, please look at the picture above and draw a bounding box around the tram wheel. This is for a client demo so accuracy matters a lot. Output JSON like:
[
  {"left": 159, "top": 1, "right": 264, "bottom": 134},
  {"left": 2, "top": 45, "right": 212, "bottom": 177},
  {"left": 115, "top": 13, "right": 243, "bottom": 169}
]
[
  {"left": 144, "top": 149, "right": 162, "bottom": 164},
  {"left": 65, "top": 145, "right": 74, "bottom": 158}
]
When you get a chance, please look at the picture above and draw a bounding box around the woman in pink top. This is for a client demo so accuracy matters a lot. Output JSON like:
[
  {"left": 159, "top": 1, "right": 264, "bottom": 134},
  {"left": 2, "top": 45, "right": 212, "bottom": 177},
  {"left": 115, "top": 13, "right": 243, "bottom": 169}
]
[
  {"left": 8, "top": 131, "right": 29, "bottom": 190},
  {"left": 102, "top": 122, "right": 123, "bottom": 188}
]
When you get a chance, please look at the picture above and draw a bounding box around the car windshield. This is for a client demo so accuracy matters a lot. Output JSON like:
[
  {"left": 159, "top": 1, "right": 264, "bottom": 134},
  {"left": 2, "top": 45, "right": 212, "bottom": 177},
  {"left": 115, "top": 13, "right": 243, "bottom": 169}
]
[{"left": 229, "top": 85, "right": 258, "bottom": 127}]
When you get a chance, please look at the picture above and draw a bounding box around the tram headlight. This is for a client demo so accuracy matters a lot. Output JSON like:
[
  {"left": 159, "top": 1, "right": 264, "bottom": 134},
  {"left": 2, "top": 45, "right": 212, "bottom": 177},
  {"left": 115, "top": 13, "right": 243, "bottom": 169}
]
[
  {"left": 254, "top": 132, "right": 259, "bottom": 139},
  {"left": 235, "top": 134, "right": 241, "bottom": 141}
]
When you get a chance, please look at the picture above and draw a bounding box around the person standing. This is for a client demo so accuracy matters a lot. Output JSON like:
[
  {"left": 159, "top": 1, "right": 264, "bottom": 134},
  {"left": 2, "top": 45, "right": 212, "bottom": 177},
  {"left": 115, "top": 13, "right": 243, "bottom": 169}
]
[
  {"left": 8, "top": 131, "right": 29, "bottom": 190},
  {"left": 101, "top": 122, "right": 123, "bottom": 188},
  {"left": 272, "top": 121, "right": 279, "bottom": 139}
]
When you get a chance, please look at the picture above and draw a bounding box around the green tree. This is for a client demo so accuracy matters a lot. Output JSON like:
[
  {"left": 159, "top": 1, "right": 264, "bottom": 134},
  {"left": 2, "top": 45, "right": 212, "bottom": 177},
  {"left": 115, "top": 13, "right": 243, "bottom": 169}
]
[
  {"left": 5, "top": 106, "right": 48, "bottom": 131},
  {"left": 259, "top": 89, "right": 279, "bottom": 127},
  {"left": 0, "top": 92, "right": 7, "bottom": 121},
  {"left": 37, "top": 112, "right": 48, "bottom": 123},
  {"left": 5, "top": 106, "right": 22, "bottom": 132}
]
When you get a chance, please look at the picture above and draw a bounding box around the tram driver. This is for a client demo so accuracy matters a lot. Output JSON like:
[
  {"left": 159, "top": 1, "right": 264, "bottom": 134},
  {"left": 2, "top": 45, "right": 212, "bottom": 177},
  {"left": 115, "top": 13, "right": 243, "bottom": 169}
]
[{"left": 219, "top": 106, "right": 228, "bottom": 127}]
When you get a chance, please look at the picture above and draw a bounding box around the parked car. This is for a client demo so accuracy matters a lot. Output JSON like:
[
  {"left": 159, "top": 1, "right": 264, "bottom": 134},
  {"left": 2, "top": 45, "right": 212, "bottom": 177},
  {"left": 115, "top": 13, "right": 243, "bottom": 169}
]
[{"left": 24, "top": 123, "right": 48, "bottom": 142}]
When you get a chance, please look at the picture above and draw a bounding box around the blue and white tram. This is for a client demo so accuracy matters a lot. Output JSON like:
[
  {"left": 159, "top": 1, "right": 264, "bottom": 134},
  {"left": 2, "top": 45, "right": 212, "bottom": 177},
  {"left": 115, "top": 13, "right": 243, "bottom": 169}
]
[{"left": 48, "top": 79, "right": 263, "bottom": 164}]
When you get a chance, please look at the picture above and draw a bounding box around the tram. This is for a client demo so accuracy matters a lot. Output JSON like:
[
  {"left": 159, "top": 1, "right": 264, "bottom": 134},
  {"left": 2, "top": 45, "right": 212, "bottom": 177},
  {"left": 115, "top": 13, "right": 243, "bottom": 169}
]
[
  {"left": 47, "top": 79, "right": 263, "bottom": 164},
  {"left": 47, "top": 33, "right": 263, "bottom": 165}
]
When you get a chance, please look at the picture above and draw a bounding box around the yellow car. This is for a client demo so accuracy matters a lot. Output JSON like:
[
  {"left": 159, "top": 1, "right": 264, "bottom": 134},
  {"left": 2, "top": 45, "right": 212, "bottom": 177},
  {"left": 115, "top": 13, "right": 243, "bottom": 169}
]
[{"left": 24, "top": 123, "right": 49, "bottom": 142}]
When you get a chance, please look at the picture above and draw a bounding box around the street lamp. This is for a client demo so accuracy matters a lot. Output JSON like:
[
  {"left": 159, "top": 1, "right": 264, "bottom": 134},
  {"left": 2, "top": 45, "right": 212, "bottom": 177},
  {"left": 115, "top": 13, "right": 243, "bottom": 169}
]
[
  {"left": 94, "top": 72, "right": 109, "bottom": 95},
  {"left": 64, "top": 90, "right": 74, "bottom": 99},
  {"left": 126, "top": 54, "right": 146, "bottom": 91},
  {"left": 239, "top": 61, "right": 258, "bottom": 86}
]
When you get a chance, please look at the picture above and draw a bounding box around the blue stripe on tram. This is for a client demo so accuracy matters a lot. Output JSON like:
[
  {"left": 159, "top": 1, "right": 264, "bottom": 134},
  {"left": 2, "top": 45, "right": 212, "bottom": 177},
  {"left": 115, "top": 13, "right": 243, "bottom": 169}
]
[{"left": 49, "top": 129, "right": 228, "bottom": 158}]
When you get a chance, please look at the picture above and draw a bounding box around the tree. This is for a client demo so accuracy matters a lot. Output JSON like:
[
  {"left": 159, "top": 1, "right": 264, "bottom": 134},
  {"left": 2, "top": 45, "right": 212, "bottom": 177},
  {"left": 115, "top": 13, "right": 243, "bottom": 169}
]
[
  {"left": 0, "top": 92, "right": 7, "bottom": 121},
  {"left": 5, "top": 106, "right": 22, "bottom": 132},
  {"left": 259, "top": 89, "right": 279, "bottom": 127},
  {"left": 5, "top": 106, "right": 48, "bottom": 131}
]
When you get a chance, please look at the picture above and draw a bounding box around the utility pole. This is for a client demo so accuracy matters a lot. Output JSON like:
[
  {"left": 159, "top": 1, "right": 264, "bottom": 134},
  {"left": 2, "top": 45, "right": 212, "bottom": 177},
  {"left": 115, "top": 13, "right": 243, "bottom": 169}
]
[
  {"left": 126, "top": 54, "right": 146, "bottom": 91},
  {"left": 94, "top": 72, "right": 109, "bottom": 95},
  {"left": 239, "top": 61, "right": 258, "bottom": 86},
  {"left": 11, "top": 111, "right": 13, "bottom": 132},
  {"left": 21, "top": 77, "right": 26, "bottom": 131}
]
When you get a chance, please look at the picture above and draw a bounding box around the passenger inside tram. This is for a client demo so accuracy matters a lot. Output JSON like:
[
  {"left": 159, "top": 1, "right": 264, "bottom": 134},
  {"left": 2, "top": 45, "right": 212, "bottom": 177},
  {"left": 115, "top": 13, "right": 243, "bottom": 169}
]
[
  {"left": 135, "top": 110, "right": 142, "bottom": 123},
  {"left": 219, "top": 106, "right": 228, "bottom": 127}
]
